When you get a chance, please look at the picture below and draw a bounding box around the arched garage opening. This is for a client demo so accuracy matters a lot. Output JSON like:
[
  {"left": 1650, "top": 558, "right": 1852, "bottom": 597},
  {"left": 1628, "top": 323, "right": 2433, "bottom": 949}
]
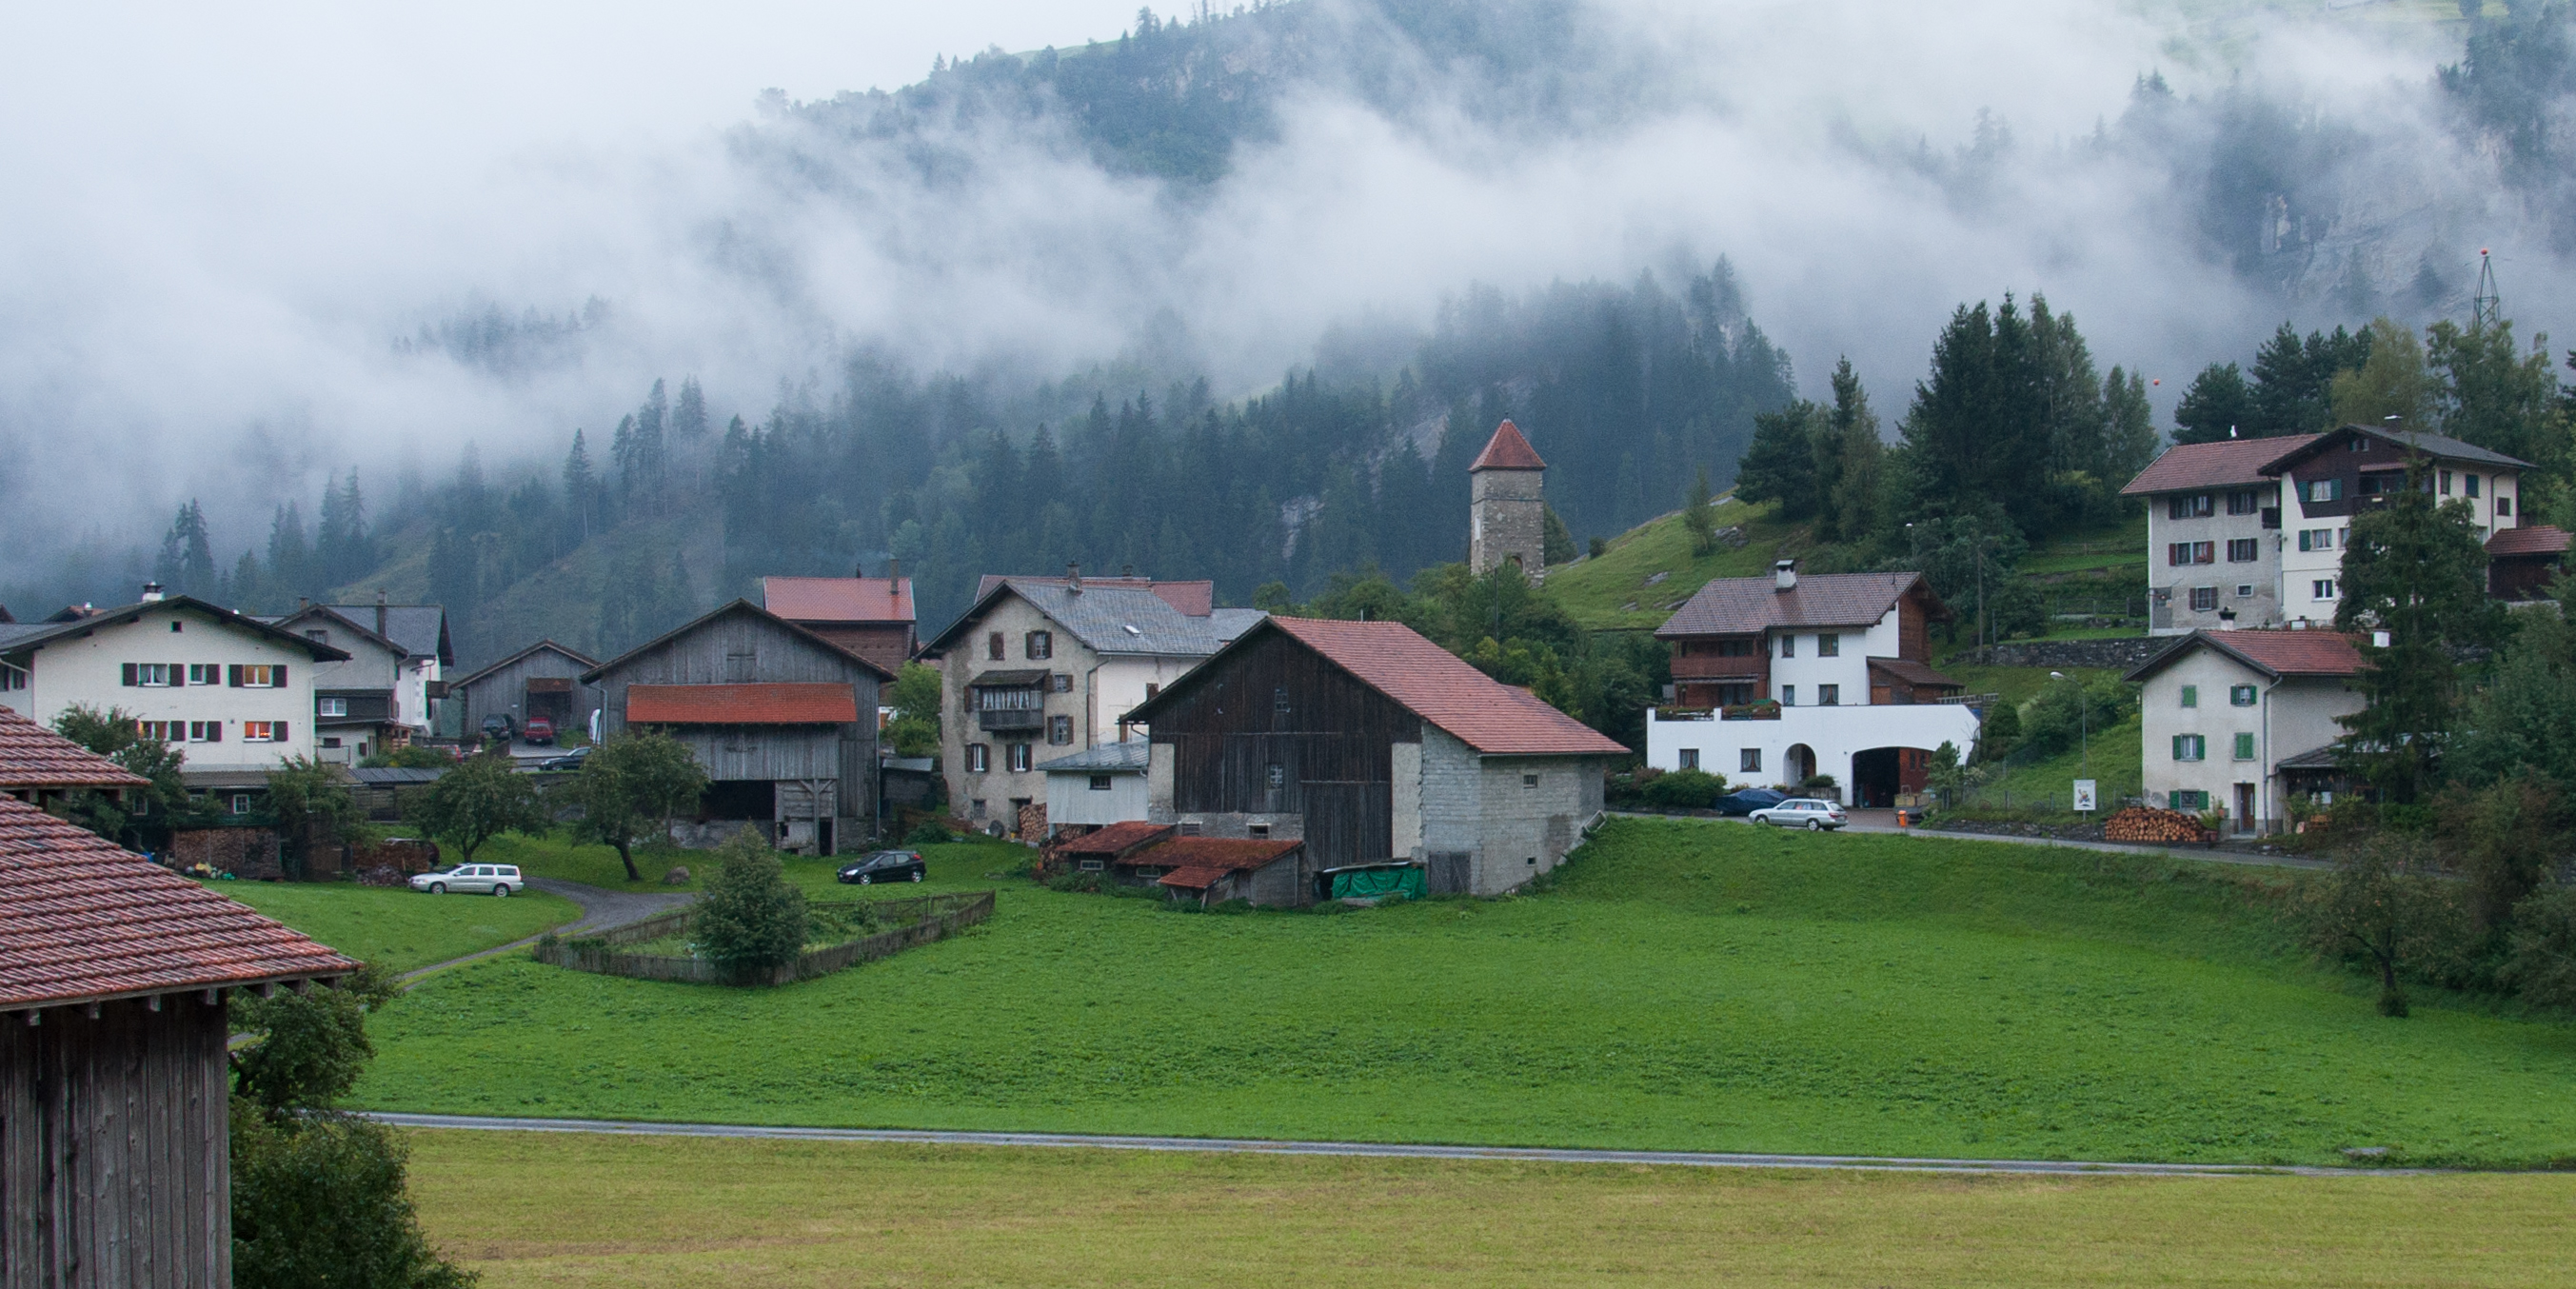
[
  {"left": 1852, "top": 746, "right": 1932, "bottom": 808},
  {"left": 1783, "top": 744, "right": 1816, "bottom": 789}
]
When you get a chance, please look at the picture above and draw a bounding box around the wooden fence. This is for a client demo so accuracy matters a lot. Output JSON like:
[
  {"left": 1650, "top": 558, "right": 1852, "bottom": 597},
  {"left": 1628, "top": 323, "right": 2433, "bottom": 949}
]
[{"left": 533, "top": 891, "right": 996, "bottom": 986}]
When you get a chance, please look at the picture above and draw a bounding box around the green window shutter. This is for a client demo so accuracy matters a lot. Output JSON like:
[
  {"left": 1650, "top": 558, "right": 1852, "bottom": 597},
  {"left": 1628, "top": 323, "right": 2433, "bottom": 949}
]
[
  {"left": 2180, "top": 685, "right": 2197, "bottom": 708},
  {"left": 2234, "top": 733, "right": 2255, "bottom": 761},
  {"left": 2171, "top": 735, "right": 2186, "bottom": 761}
]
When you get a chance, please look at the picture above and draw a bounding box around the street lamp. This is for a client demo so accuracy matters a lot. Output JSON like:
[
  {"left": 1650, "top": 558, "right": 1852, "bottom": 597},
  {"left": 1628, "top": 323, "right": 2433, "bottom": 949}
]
[{"left": 2050, "top": 671, "right": 2088, "bottom": 773}]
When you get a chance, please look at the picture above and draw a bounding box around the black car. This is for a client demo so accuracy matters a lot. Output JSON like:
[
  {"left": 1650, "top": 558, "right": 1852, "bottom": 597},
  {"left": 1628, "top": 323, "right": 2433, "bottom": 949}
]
[
  {"left": 537, "top": 745, "right": 591, "bottom": 772},
  {"left": 836, "top": 850, "right": 926, "bottom": 884},
  {"left": 1714, "top": 787, "right": 1789, "bottom": 817}
]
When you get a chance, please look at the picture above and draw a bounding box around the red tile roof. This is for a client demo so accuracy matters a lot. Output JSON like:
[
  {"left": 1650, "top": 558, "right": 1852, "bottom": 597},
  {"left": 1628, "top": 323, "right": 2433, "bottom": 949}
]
[
  {"left": 1145, "top": 837, "right": 1305, "bottom": 888},
  {"left": 0, "top": 796, "right": 355, "bottom": 1008},
  {"left": 1268, "top": 619, "right": 1629, "bottom": 756},
  {"left": 0, "top": 707, "right": 149, "bottom": 789},
  {"left": 1657, "top": 571, "right": 1934, "bottom": 638},
  {"left": 2119, "top": 435, "right": 2319, "bottom": 496},
  {"left": 2488, "top": 525, "right": 2571, "bottom": 557},
  {"left": 763, "top": 576, "right": 916, "bottom": 625},
  {"left": 1470, "top": 420, "right": 1546, "bottom": 471},
  {"left": 625, "top": 684, "right": 861, "bottom": 725},
  {"left": 1055, "top": 820, "right": 1174, "bottom": 857},
  {"left": 2127, "top": 629, "right": 2365, "bottom": 683},
  {"left": 975, "top": 575, "right": 1217, "bottom": 618}
]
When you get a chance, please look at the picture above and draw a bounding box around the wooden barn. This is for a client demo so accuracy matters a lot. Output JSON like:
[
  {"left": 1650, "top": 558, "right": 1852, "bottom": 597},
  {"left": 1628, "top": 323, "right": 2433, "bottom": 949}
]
[
  {"left": 1127, "top": 617, "right": 1624, "bottom": 896},
  {"left": 0, "top": 794, "right": 354, "bottom": 1288},
  {"left": 585, "top": 601, "right": 891, "bottom": 855},
  {"left": 448, "top": 639, "right": 600, "bottom": 742}
]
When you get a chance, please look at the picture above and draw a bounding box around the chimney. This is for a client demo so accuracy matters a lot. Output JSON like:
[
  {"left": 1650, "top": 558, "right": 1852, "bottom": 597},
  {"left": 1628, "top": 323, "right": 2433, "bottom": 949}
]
[
  {"left": 375, "top": 589, "right": 388, "bottom": 639},
  {"left": 140, "top": 582, "right": 165, "bottom": 603},
  {"left": 886, "top": 556, "right": 900, "bottom": 585},
  {"left": 1773, "top": 560, "right": 1797, "bottom": 592},
  {"left": 297, "top": 596, "right": 311, "bottom": 610},
  {"left": 1066, "top": 562, "right": 1081, "bottom": 594},
  {"left": 1121, "top": 564, "right": 1135, "bottom": 578}
]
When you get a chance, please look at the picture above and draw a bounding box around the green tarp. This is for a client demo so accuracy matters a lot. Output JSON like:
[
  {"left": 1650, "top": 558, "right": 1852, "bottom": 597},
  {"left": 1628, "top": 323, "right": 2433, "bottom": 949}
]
[{"left": 1330, "top": 865, "right": 1425, "bottom": 901}]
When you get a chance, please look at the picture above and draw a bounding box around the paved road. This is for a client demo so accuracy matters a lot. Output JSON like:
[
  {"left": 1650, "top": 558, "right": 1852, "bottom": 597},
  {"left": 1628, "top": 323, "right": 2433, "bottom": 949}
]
[
  {"left": 1615, "top": 809, "right": 2328, "bottom": 871},
  {"left": 398, "top": 879, "right": 693, "bottom": 983},
  {"left": 364, "top": 1112, "right": 2427, "bottom": 1178}
]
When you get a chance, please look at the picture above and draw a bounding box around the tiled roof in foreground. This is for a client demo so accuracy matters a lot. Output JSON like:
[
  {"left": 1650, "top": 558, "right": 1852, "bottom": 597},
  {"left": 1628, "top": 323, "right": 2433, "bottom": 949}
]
[
  {"left": 0, "top": 706, "right": 149, "bottom": 789},
  {"left": 0, "top": 796, "right": 354, "bottom": 1008}
]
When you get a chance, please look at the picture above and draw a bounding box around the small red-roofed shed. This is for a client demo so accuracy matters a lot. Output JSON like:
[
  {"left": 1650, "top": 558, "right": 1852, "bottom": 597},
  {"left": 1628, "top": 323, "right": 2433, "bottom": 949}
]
[{"left": 0, "top": 794, "right": 355, "bottom": 1286}]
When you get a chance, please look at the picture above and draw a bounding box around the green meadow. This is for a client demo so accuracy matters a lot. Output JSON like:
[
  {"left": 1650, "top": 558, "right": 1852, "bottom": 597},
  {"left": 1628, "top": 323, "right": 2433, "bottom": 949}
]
[
  {"left": 342, "top": 821, "right": 2576, "bottom": 1168},
  {"left": 211, "top": 879, "right": 580, "bottom": 973}
]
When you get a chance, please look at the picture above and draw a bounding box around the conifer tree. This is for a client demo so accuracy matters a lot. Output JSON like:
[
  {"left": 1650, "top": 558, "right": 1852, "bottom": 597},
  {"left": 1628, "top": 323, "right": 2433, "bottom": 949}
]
[
  {"left": 563, "top": 429, "right": 596, "bottom": 543},
  {"left": 2333, "top": 455, "right": 2495, "bottom": 803},
  {"left": 673, "top": 376, "right": 709, "bottom": 441}
]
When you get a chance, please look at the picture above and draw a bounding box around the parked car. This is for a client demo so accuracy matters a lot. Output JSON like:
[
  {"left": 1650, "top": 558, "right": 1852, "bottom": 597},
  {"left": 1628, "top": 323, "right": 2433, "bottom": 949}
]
[
  {"left": 409, "top": 863, "right": 524, "bottom": 896},
  {"left": 836, "top": 850, "right": 926, "bottom": 884},
  {"left": 1747, "top": 798, "right": 1849, "bottom": 830},
  {"left": 478, "top": 713, "right": 516, "bottom": 743},
  {"left": 1714, "top": 787, "right": 1789, "bottom": 817},
  {"left": 537, "top": 744, "right": 591, "bottom": 772},
  {"left": 524, "top": 716, "right": 555, "bottom": 745}
]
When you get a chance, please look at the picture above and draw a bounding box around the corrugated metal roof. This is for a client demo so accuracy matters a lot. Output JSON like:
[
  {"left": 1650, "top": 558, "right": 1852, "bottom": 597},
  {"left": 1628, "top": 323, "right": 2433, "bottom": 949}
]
[
  {"left": 2118, "top": 435, "right": 2318, "bottom": 496},
  {"left": 1266, "top": 619, "right": 1630, "bottom": 756},
  {"left": 1054, "top": 820, "right": 1174, "bottom": 856},
  {"left": 0, "top": 706, "right": 150, "bottom": 789},
  {"left": 1038, "top": 740, "right": 1152, "bottom": 773},
  {"left": 347, "top": 767, "right": 450, "bottom": 785},
  {"left": 0, "top": 796, "right": 355, "bottom": 1008},
  {"left": 1657, "top": 572, "right": 1932, "bottom": 638},
  {"left": 1147, "top": 837, "right": 1304, "bottom": 887},
  {"left": 626, "top": 684, "right": 861, "bottom": 724}
]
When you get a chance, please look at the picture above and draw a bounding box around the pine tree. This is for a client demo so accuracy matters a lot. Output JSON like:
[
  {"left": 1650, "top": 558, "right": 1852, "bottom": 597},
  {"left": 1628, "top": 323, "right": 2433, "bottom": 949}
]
[
  {"left": 154, "top": 501, "right": 217, "bottom": 597},
  {"left": 563, "top": 429, "right": 596, "bottom": 543},
  {"left": 2174, "top": 363, "right": 2254, "bottom": 445},
  {"left": 1735, "top": 402, "right": 1821, "bottom": 521},
  {"left": 1825, "top": 358, "right": 1885, "bottom": 545},
  {"left": 636, "top": 380, "right": 668, "bottom": 496},
  {"left": 267, "top": 503, "right": 312, "bottom": 603},
  {"left": 426, "top": 526, "right": 477, "bottom": 621},
  {"left": 673, "top": 376, "right": 709, "bottom": 441},
  {"left": 2334, "top": 455, "right": 2495, "bottom": 803}
]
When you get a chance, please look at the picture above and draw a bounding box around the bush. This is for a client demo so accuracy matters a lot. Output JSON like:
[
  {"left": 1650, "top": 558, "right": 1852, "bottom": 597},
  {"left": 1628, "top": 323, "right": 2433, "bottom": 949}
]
[
  {"left": 2016, "top": 675, "right": 2133, "bottom": 761},
  {"left": 1977, "top": 701, "right": 2020, "bottom": 762},
  {"left": 692, "top": 829, "right": 810, "bottom": 979},
  {"left": 1640, "top": 767, "right": 1729, "bottom": 810},
  {"left": 903, "top": 821, "right": 954, "bottom": 845},
  {"left": 232, "top": 1105, "right": 476, "bottom": 1289},
  {"left": 2501, "top": 885, "right": 2576, "bottom": 1013}
]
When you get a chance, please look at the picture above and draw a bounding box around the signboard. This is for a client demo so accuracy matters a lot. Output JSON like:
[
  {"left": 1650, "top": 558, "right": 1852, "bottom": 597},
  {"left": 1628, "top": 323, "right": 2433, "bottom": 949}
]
[{"left": 2072, "top": 780, "right": 2098, "bottom": 813}]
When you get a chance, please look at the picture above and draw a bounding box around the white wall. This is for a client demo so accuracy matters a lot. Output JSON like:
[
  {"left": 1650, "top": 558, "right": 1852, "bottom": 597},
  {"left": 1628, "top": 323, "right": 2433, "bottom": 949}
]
[
  {"left": 2146, "top": 486, "right": 2283, "bottom": 636},
  {"left": 1043, "top": 769, "right": 1150, "bottom": 826},
  {"left": 2137, "top": 646, "right": 2363, "bottom": 826},
  {"left": 1095, "top": 653, "right": 1210, "bottom": 744},
  {"left": 1766, "top": 611, "right": 1896, "bottom": 706},
  {"left": 20, "top": 607, "right": 317, "bottom": 769},
  {"left": 1647, "top": 704, "right": 1982, "bottom": 803}
]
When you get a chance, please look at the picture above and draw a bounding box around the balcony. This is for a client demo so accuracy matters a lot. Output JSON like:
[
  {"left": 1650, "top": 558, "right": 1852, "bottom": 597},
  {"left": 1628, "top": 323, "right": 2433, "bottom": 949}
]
[{"left": 977, "top": 707, "right": 1044, "bottom": 733}]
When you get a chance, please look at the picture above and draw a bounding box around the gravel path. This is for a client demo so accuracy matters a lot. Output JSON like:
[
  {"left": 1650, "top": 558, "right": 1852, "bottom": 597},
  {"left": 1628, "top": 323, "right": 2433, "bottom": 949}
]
[
  {"left": 363, "top": 1112, "right": 2430, "bottom": 1178},
  {"left": 397, "top": 879, "right": 693, "bottom": 983}
]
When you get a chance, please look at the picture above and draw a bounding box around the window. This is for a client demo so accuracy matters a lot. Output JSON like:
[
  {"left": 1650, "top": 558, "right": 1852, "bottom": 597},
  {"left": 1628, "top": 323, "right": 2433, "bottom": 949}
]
[
  {"left": 1816, "top": 633, "right": 1839, "bottom": 657},
  {"left": 1818, "top": 684, "right": 1840, "bottom": 706},
  {"left": 1179, "top": 821, "right": 1202, "bottom": 836},
  {"left": 2313, "top": 579, "right": 2338, "bottom": 601},
  {"left": 724, "top": 650, "right": 756, "bottom": 683},
  {"left": 1080, "top": 860, "right": 1104, "bottom": 872},
  {"left": 2228, "top": 489, "right": 2260, "bottom": 515},
  {"left": 1780, "top": 685, "right": 1795, "bottom": 706},
  {"left": 1248, "top": 824, "right": 1271, "bottom": 839},
  {"left": 1741, "top": 748, "right": 1762, "bottom": 773},
  {"left": 125, "top": 664, "right": 172, "bottom": 687},
  {"left": 2172, "top": 734, "right": 2207, "bottom": 762},
  {"left": 2233, "top": 733, "right": 2257, "bottom": 762},
  {"left": 1266, "top": 763, "right": 1286, "bottom": 788},
  {"left": 317, "top": 697, "right": 348, "bottom": 717},
  {"left": 2298, "top": 527, "right": 2334, "bottom": 551},
  {"left": 305, "top": 628, "right": 327, "bottom": 642},
  {"left": 321, "top": 737, "right": 342, "bottom": 749},
  {"left": 1144, "top": 683, "right": 1159, "bottom": 700},
  {"left": 2180, "top": 685, "right": 2198, "bottom": 708},
  {"left": 1089, "top": 774, "right": 1114, "bottom": 791},
  {"left": 1522, "top": 773, "right": 1539, "bottom": 788},
  {"left": 2359, "top": 470, "right": 2406, "bottom": 497},
  {"left": 2226, "top": 539, "right": 2258, "bottom": 563},
  {"left": 1677, "top": 748, "right": 1699, "bottom": 770},
  {"left": 1053, "top": 673, "right": 1073, "bottom": 692},
  {"left": 966, "top": 744, "right": 990, "bottom": 773},
  {"left": 188, "top": 664, "right": 221, "bottom": 684},
  {"left": 1008, "top": 744, "right": 1032, "bottom": 772},
  {"left": 135, "top": 720, "right": 174, "bottom": 742},
  {"left": 231, "top": 794, "right": 252, "bottom": 815},
  {"left": 230, "top": 664, "right": 283, "bottom": 687},
  {"left": 2440, "top": 469, "right": 2452, "bottom": 496},
  {"left": 2230, "top": 684, "right": 2257, "bottom": 706},
  {"left": 970, "top": 798, "right": 987, "bottom": 818},
  {"left": 2350, "top": 437, "right": 2368, "bottom": 451},
  {"left": 2190, "top": 586, "right": 2218, "bottom": 611},
  {"left": 2237, "top": 585, "right": 2255, "bottom": 598},
  {"left": 2167, "top": 494, "right": 2214, "bottom": 519},
  {"left": 1047, "top": 716, "right": 1073, "bottom": 745},
  {"left": 242, "top": 721, "right": 278, "bottom": 743},
  {"left": 986, "top": 632, "right": 1005, "bottom": 661},
  {"left": 1714, "top": 639, "right": 1755, "bottom": 657},
  {"left": 1026, "top": 631, "right": 1052, "bottom": 660},
  {"left": 1777, "top": 634, "right": 1794, "bottom": 658},
  {"left": 976, "top": 685, "right": 1043, "bottom": 712},
  {"left": 188, "top": 721, "right": 221, "bottom": 743},
  {"left": 2466, "top": 474, "right": 2482, "bottom": 498},
  {"left": 1275, "top": 685, "right": 1291, "bottom": 716},
  {"left": 2498, "top": 494, "right": 2513, "bottom": 516},
  {"left": 2168, "top": 542, "right": 2214, "bottom": 565},
  {"left": 2305, "top": 478, "right": 2342, "bottom": 504},
  {"left": 0, "top": 662, "right": 24, "bottom": 692},
  {"left": 2168, "top": 789, "right": 2209, "bottom": 810}
]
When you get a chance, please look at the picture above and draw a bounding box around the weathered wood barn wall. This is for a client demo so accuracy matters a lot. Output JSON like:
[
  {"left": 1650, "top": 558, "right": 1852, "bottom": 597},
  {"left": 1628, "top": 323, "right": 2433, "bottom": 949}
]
[
  {"left": 1, "top": 996, "right": 232, "bottom": 1289},
  {"left": 1145, "top": 628, "right": 1414, "bottom": 871},
  {"left": 451, "top": 641, "right": 599, "bottom": 739}
]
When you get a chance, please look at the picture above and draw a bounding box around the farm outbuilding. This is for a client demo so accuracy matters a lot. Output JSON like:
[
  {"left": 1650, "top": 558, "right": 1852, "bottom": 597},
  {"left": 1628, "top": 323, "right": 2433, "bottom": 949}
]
[
  {"left": 448, "top": 639, "right": 600, "bottom": 742},
  {"left": 585, "top": 601, "right": 891, "bottom": 855},
  {"left": 0, "top": 794, "right": 353, "bottom": 1289}
]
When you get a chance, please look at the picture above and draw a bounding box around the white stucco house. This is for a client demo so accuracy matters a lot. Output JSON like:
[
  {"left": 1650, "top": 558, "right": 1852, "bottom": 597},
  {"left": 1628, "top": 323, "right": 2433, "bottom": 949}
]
[{"left": 2125, "top": 628, "right": 2365, "bottom": 832}]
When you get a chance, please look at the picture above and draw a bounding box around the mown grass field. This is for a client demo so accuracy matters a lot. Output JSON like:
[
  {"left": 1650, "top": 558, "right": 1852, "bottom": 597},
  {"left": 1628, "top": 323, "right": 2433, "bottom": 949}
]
[
  {"left": 405, "top": 1129, "right": 2576, "bottom": 1289},
  {"left": 1543, "top": 497, "right": 1790, "bottom": 629},
  {"left": 210, "top": 880, "right": 580, "bottom": 973},
  {"left": 346, "top": 821, "right": 2576, "bottom": 1167}
]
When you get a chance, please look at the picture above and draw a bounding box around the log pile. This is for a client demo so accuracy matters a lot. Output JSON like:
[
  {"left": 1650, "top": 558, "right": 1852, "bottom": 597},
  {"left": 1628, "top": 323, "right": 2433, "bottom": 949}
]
[{"left": 2103, "top": 805, "right": 2209, "bottom": 843}]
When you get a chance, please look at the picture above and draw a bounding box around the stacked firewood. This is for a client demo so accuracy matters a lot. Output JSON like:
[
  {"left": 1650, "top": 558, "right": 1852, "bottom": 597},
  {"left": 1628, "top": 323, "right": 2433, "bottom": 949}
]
[{"left": 2103, "top": 806, "right": 2210, "bottom": 843}]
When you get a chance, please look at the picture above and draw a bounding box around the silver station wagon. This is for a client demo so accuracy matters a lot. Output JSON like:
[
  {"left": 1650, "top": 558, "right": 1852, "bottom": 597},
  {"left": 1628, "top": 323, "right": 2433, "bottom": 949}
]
[{"left": 409, "top": 863, "right": 524, "bottom": 896}]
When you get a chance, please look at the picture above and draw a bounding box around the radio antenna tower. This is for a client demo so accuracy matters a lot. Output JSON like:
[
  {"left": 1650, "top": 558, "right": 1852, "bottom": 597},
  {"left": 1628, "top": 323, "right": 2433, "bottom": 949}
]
[{"left": 2471, "top": 248, "right": 2502, "bottom": 327}]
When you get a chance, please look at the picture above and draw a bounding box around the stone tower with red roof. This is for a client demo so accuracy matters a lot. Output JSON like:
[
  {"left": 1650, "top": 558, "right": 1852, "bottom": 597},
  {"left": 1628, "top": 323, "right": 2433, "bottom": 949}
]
[{"left": 1469, "top": 419, "right": 1547, "bottom": 581}]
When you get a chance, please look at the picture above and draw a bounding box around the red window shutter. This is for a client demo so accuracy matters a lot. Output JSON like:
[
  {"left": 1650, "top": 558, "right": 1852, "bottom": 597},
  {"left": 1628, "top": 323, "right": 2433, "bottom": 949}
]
[
  {"left": 228, "top": 664, "right": 244, "bottom": 687},
  {"left": 122, "top": 664, "right": 138, "bottom": 686},
  {"left": 275, "top": 664, "right": 287, "bottom": 686}
]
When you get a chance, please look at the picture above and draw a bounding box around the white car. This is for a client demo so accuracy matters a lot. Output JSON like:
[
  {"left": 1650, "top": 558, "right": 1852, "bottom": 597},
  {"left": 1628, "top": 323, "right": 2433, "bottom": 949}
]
[
  {"left": 1747, "top": 799, "right": 1849, "bottom": 831},
  {"left": 410, "top": 863, "right": 523, "bottom": 896}
]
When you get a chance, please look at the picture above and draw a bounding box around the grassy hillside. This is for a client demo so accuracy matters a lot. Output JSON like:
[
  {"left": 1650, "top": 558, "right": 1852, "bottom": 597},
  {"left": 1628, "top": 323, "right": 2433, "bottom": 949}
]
[
  {"left": 1543, "top": 497, "right": 1793, "bottom": 630},
  {"left": 212, "top": 882, "right": 579, "bottom": 973},
  {"left": 345, "top": 822, "right": 2576, "bottom": 1167},
  {"left": 408, "top": 1130, "right": 2576, "bottom": 1288}
]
